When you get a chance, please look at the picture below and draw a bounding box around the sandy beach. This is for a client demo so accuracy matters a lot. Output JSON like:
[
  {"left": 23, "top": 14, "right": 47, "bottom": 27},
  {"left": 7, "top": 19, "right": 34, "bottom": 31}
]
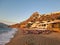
[{"left": 6, "top": 29, "right": 60, "bottom": 45}]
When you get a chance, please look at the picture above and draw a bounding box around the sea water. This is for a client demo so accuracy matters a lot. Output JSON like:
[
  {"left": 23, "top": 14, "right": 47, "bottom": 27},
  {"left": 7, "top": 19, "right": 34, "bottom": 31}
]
[{"left": 0, "top": 28, "right": 17, "bottom": 45}]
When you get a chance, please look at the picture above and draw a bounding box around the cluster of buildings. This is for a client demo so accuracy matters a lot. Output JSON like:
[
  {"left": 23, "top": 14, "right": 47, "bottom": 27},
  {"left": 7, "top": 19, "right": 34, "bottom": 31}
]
[{"left": 28, "top": 20, "right": 60, "bottom": 32}]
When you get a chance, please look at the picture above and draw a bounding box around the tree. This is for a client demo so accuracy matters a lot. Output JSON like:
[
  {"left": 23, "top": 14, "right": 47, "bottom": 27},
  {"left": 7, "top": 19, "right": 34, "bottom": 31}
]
[{"left": 26, "top": 23, "right": 32, "bottom": 28}]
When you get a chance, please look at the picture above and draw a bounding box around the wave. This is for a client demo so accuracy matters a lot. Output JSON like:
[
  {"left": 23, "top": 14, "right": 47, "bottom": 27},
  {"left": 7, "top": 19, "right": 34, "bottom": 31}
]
[{"left": 0, "top": 28, "right": 17, "bottom": 45}]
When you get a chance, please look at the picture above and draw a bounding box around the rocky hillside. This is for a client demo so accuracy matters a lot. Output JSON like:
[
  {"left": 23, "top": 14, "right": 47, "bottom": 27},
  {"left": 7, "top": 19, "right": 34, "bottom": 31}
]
[{"left": 10, "top": 12, "right": 60, "bottom": 28}]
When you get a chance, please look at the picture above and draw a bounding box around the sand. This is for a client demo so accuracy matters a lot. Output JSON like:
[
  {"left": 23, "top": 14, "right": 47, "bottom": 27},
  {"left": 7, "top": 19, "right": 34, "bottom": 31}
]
[{"left": 6, "top": 29, "right": 60, "bottom": 45}]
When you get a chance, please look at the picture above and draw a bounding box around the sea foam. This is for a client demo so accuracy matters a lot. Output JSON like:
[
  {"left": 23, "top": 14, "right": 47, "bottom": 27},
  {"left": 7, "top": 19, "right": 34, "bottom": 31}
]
[{"left": 0, "top": 28, "right": 17, "bottom": 45}]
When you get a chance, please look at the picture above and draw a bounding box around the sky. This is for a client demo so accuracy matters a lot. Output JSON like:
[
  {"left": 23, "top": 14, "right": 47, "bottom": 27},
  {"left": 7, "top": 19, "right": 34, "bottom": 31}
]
[{"left": 0, "top": 0, "right": 60, "bottom": 25}]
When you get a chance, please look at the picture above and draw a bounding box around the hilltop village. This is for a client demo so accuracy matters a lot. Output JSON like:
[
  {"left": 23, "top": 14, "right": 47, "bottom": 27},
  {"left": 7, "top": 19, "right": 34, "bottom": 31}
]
[
  {"left": 6, "top": 12, "right": 60, "bottom": 45},
  {"left": 10, "top": 12, "right": 60, "bottom": 33}
]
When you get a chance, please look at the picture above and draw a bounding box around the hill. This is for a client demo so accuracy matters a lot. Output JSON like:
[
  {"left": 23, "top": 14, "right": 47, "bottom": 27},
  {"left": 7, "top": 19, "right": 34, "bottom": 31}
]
[
  {"left": 10, "top": 11, "right": 60, "bottom": 28},
  {"left": 0, "top": 23, "right": 9, "bottom": 28}
]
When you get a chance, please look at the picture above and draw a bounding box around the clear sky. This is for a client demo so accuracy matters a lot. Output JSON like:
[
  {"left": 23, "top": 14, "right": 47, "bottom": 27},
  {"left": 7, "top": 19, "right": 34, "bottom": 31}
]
[{"left": 0, "top": 0, "right": 60, "bottom": 25}]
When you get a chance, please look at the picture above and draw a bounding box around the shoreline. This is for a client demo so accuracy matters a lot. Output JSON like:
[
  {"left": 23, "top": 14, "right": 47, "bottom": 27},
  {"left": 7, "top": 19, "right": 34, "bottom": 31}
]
[
  {"left": 6, "top": 29, "right": 60, "bottom": 45},
  {"left": 0, "top": 28, "right": 18, "bottom": 45},
  {"left": 5, "top": 28, "right": 20, "bottom": 45}
]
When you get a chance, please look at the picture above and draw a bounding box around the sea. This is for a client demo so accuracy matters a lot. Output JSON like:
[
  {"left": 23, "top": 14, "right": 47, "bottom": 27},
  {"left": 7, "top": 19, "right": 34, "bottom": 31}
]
[{"left": 0, "top": 28, "right": 17, "bottom": 45}]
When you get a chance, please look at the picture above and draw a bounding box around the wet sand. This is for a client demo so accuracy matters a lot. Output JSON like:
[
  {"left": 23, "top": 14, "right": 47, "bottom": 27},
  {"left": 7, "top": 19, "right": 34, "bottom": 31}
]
[{"left": 6, "top": 29, "right": 60, "bottom": 45}]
